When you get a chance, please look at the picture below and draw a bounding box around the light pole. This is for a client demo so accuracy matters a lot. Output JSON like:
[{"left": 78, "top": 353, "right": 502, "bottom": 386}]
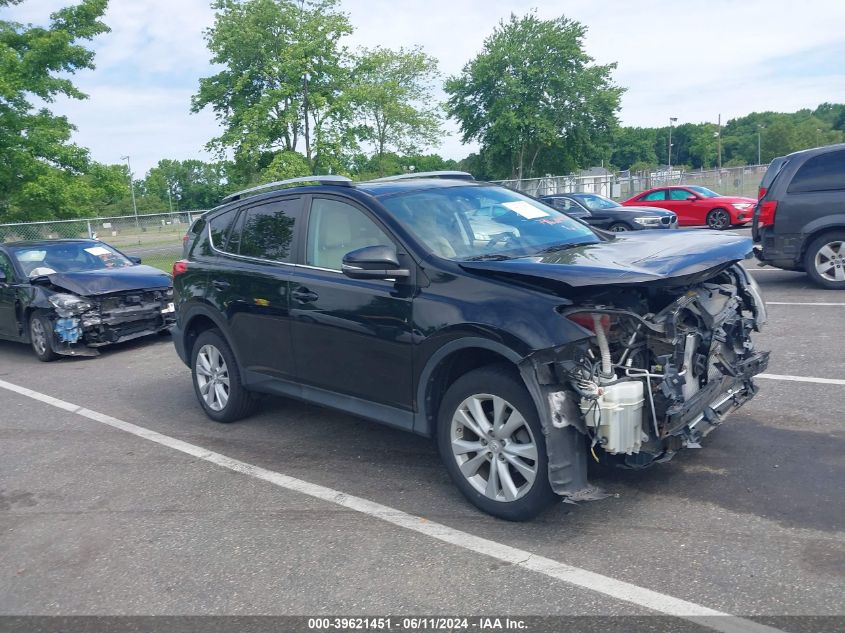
[
  {"left": 120, "top": 155, "right": 139, "bottom": 229},
  {"left": 667, "top": 117, "right": 678, "bottom": 181},
  {"left": 166, "top": 181, "right": 174, "bottom": 213},
  {"left": 757, "top": 125, "right": 765, "bottom": 165}
]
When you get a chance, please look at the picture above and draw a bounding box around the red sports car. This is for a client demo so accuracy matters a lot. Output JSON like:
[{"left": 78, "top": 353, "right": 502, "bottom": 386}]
[{"left": 621, "top": 186, "right": 756, "bottom": 230}]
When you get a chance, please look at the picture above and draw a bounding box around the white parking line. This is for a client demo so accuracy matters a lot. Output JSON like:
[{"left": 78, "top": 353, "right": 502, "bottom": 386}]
[
  {"left": 757, "top": 373, "right": 845, "bottom": 386},
  {"left": 766, "top": 302, "right": 845, "bottom": 306},
  {"left": 0, "top": 377, "right": 784, "bottom": 633}
]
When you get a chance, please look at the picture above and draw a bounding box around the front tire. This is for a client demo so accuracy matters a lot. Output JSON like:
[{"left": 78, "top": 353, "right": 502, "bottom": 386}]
[
  {"left": 706, "top": 208, "right": 731, "bottom": 230},
  {"left": 437, "top": 365, "right": 556, "bottom": 521},
  {"left": 29, "top": 311, "right": 59, "bottom": 362},
  {"left": 804, "top": 231, "right": 845, "bottom": 290},
  {"left": 608, "top": 222, "right": 630, "bottom": 232},
  {"left": 191, "top": 329, "right": 258, "bottom": 422}
]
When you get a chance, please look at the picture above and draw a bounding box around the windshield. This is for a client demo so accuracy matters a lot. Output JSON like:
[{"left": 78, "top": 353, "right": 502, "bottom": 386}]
[
  {"left": 687, "top": 186, "right": 720, "bottom": 198},
  {"left": 571, "top": 194, "right": 620, "bottom": 211},
  {"left": 381, "top": 185, "right": 599, "bottom": 260},
  {"left": 9, "top": 242, "right": 134, "bottom": 277}
]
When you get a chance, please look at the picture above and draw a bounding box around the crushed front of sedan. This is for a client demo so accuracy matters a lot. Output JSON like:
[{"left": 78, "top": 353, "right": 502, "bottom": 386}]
[
  {"left": 515, "top": 263, "right": 769, "bottom": 499},
  {"left": 31, "top": 277, "right": 175, "bottom": 357}
]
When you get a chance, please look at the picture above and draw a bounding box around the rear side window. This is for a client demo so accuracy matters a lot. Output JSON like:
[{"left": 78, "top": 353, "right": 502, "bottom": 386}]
[
  {"left": 238, "top": 198, "right": 300, "bottom": 262},
  {"left": 640, "top": 190, "right": 666, "bottom": 201},
  {"left": 0, "top": 252, "right": 15, "bottom": 281},
  {"left": 787, "top": 151, "right": 845, "bottom": 193}
]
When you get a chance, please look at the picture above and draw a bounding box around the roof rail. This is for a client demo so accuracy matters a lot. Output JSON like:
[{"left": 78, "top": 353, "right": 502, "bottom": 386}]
[
  {"left": 222, "top": 175, "right": 353, "bottom": 203},
  {"left": 369, "top": 170, "right": 475, "bottom": 183}
]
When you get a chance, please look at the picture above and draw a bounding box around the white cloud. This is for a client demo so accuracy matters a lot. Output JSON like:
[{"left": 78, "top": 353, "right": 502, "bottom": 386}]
[{"left": 6, "top": 0, "right": 845, "bottom": 175}]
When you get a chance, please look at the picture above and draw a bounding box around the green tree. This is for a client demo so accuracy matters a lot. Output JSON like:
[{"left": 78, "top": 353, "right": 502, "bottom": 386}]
[
  {"left": 0, "top": 0, "right": 109, "bottom": 221},
  {"left": 143, "top": 159, "right": 228, "bottom": 210},
  {"left": 192, "top": 0, "right": 353, "bottom": 172},
  {"left": 349, "top": 46, "right": 441, "bottom": 168},
  {"left": 444, "top": 11, "right": 622, "bottom": 180}
]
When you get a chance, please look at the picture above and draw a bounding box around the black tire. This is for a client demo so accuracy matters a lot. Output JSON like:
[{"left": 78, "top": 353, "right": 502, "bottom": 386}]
[
  {"left": 608, "top": 222, "right": 631, "bottom": 232},
  {"left": 706, "top": 208, "right": 731, "bottom": 230},
  {"left": 803, "top": 231, "right": 845, "bottom": 290},
  {"left": 190, "top": 328, "right": 258, "bottom": 422},
  {"left": 436, "top": 364, "right": 556, "bottom": 521},
  {"left": 28, "top": 311, "right": 59, "bottom": 362}
]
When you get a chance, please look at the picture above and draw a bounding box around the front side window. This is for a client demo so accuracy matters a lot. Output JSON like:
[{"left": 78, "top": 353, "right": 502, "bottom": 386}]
[
  {"left": 306, "top": 198, "right": 392, "bottom": 271},
  {"left": 640, "top": 190, "right": 666, "bottom": 201},
  {"left": 0, "top": 252, "right": 15, "bottom": 281},
  {"left": 669, "top": 189, "right": 693, "bottom": 200},
  {"left": 238, "top": 199, "right": 300, "bottom": 262},
  {"left": 573, "top": 194, "right": 618, "bottom": 210},
  {"left": 788, "top": 151, "right": 845, "bottom": 193},
  {"left": 380, "top": 185, "right": 598, "bottom": 261},
  {"left": 686, "top": 186, "right": 720, "bottom": 198}
]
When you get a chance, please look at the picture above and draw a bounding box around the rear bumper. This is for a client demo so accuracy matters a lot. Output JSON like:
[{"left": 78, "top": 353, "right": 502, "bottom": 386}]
[{"left": 172, "top": 322, "right": 189, "bottom": 366}]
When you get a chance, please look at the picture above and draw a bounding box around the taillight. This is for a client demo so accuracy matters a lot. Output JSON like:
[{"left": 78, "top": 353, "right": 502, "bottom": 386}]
[
  {"left": 567, "top": 313, "right": 610, "bottom": 332},
  {"left": 757, "top": 201, "right": 778, "bottom": 228},
  {"left": 172, "top": 260, "right": 189, "bottom": 277},
  {"left": 182, "top": 233, "right": 189, "bottom": 244},
  {"left": 758, "top": 186, "right": 767, "bottom": 199}
]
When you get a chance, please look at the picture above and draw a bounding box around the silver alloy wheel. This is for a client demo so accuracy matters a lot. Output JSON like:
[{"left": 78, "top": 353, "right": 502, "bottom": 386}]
[
  {"left": 30, "top": 318, "right": 48, "bottom": 356},
  {"left": 814, "top": 240, "right": 845, "bottom": 282},
  {"left": 450, "top": 394, "right": 538, "bottom": 502},
  {"left": 707, "top": 209, "right": 730, "bottom": 229},
  {"left": 609, "top": 224, "right": 628, "bottom": 232},
  {"left": 195, "top": 344, "right": 230, "bottom": 411}
]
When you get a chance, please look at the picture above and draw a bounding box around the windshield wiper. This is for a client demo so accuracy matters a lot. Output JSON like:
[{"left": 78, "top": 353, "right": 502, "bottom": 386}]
[
  {"left": 535, "top": 241, "right": 592, "bottom": 254},
  {"left": 463, "top": 253, "right": 514, "bottom": 261}
]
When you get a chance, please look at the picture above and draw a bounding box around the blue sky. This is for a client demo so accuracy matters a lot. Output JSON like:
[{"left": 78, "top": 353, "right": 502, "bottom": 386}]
[{"left": 6, "top": 0, "right": 845, "bottom": 176}]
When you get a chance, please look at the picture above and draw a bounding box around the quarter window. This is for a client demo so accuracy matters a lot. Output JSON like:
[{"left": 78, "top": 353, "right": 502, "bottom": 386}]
[
  {"left": 0, "top": 252, "right": 15, "bottom": 281},
  {"left": 238, "top": 199, "right": 300, "bottom": 262},
  {"left": 640, "top": 190, "right": 666, "bottom": 201},
  {"left": 787, "top": 151, "right": 845, "bottom": 193},
  {"left": 203, "top": 209, "right": 238, "bottom": 255},
  {"left": 306, "top": 198, "right": 392, "bottom": 271}
]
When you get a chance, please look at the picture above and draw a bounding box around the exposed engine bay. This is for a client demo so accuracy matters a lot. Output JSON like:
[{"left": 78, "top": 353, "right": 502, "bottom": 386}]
[
  {"left": 527, "top": 264, "right": 769, "bottom": 486},
  {"left": 35, "top": 285, "right": 175, "bottom": 357}
]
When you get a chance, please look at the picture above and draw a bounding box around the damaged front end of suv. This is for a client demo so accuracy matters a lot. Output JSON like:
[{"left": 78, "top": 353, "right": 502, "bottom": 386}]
[{"left": 516, "top": 263, "right": 768, "bottom": 498}]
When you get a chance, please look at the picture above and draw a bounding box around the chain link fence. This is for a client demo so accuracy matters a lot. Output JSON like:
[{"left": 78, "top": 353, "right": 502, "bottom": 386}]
[
  {"left": 0, "top": 211, "right": 206, "bottom": 272},
  {"left": 494, "top": 164, "right": 769, "bottom": 200}
]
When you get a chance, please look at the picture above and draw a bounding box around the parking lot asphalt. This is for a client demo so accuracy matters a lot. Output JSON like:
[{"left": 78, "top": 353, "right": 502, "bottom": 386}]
[{"left": 0, "top": 250, "right": 843, "bottom": 623}]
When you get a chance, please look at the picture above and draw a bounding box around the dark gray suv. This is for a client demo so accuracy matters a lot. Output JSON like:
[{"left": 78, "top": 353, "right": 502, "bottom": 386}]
[{"left": 753, "top": 143, "right": 845, "bottom": 289}]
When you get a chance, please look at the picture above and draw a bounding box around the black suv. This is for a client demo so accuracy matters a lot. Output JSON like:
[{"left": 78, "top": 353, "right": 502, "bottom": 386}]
[
  {"left": 173, "top": 173, "right": 768, "bottom": 520},
  {"left": 753, "top": 143, "right": 845, "bottom": 289}
]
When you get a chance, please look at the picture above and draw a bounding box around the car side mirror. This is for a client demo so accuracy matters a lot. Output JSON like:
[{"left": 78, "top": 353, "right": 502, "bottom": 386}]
[
  {"left": 341, "top": 245, "right": 410, "bottom": 281},
  {"left": 686, "top": 195, "right": 697, "bottom": 201},
  {"left": 129, "top": 256, "right": 142, "bottom": 264}
]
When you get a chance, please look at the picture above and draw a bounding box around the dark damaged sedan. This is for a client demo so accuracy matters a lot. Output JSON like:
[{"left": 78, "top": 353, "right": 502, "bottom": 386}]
[
  {"left": 174, "top": 174, "right": 769, "bottom": 520},
  {"left": 0, "top": 240, "right": 174, "bottom": 361}
]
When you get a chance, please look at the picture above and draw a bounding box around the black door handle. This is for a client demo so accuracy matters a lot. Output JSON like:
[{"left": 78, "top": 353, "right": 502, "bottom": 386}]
[
  {"left": 212, "top": 280, "right": 231, "bottom": 290},
  {"left": 292, "top": 287, "right": 319, "bottom": 303}
]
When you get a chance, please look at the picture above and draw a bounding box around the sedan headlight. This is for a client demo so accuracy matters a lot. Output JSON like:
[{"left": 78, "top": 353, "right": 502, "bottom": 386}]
[
  {"left": 732, "top": 203, "right": 753, "bottom": 210},
  {"left": 48, "top": 293, "right": 93, "bottom": 316},
  {"left": 633, "top": 216, "right": 662, "bottom": 226}
]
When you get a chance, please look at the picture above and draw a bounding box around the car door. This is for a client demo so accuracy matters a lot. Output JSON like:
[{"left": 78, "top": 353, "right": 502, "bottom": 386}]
[
  {"left": 204, "top": 197, "right": 302, "bottom": 381},
  {"left": 666, "top": 188, "right": 701, "bottom": 225},
  {"left": 0, "top": 251, "right": 20, "bottom": 339},
  {"left": 289, "top": 195, "right": 415, "bottom": 416},
  {"left": 635, "top": 189, "right": 670, "bottom": 212}
]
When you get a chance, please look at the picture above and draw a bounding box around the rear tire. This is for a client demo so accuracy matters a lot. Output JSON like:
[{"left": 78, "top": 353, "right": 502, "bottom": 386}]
[
  {"left": 437, "top": 364, "right": 556, "bottom": 521},
  {"left": 28, "top": 311, "right": 59, "bottom": 362},
  {"left": 804, "top": 231, "right": 845, "bottom": 290},
  {"left": 706, "top": 208, "right": 731, "bottom": 230},
  {"left": 191, "top": 329, "right": 258, "bottom": 422}
]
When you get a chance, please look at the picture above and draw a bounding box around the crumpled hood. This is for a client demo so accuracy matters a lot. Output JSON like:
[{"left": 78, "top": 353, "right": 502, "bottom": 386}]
[
  {"left": 459, "top": 230, "right": 752, "bottom": 287},
  {"left": 36, "top": 265, "right": 172, "bottom": 296}
]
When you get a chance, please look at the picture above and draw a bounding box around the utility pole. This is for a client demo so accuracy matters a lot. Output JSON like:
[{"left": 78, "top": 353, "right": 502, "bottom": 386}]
[
  {"left": 758, "top": 125, "right": 765, "bottom": 165},
  {"left": 667, "top": 117, "right": 678, "bottom": 182},
  {"left": 717, "top": 114, "right": 722, "bottom": 170},
  {"left": 120, "top": 155, "right": 139, "bottom": 230},
  {"left": 166, "top": 182, "right": 174, "bottom": 213}
]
